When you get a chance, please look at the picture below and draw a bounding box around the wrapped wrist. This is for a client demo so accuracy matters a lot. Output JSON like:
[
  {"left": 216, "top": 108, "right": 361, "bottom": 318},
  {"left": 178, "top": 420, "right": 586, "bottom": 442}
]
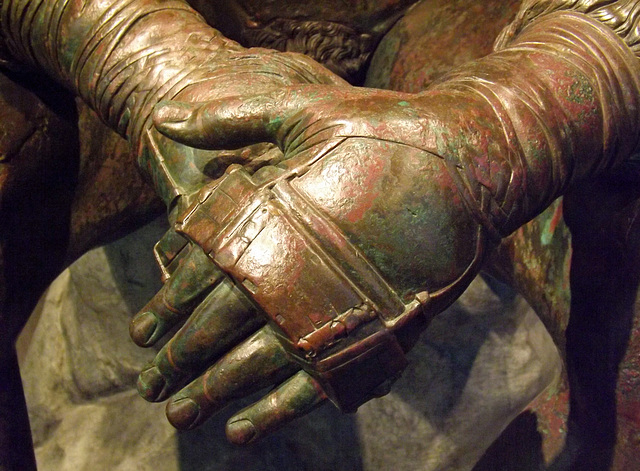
[
  {"left": 0, "top": 0, "right": 343, "bottom": 211},
  {"left": 497, "top": 0, "right": 640, "bottom": 57},
  {"left": 0, "top": 0, "right": 341, "bottom": 142},
  {"left": 0, "top": 0, "right": 236, "bottom": 140},
  {"left": 424, "top": 11, "right": 640, "bottom": 238}
]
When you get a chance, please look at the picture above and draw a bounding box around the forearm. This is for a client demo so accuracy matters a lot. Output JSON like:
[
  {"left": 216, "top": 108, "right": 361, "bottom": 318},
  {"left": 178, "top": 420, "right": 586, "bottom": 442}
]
[
  {"left": 1, "top": 0, "right": 231, "bottom": 142},
  {"left": 0, "top": 0, "right": 341, "bottom": 208},
  {"left": 0, "top": 0, "right": 234, "bottom": 209},
  {"left": 414, "top": 8, "right": 640, "bottom": 239}
]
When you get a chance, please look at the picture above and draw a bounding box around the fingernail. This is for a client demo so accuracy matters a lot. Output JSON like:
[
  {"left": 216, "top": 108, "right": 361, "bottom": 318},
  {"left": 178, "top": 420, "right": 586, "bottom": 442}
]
[
  {"left": 137, "top": 366, "right": 166, "bottom": 402},
  {"left": 166, "top": 397, "right": 200, "bottom": 430},
  {"left": 226, "top": 418, "right": 257, "bottom": 445},
  {"left": 130, "top": 311, "right": 158, "bottom": 347},
  {"left": 154, "top": 102, "right": 191, "bottom": 123}
]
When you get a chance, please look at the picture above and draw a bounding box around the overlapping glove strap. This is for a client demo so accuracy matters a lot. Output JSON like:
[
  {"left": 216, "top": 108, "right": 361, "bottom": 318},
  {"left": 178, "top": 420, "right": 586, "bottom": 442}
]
[{"left": 173, "top": 147, "right": 485, "bottom": 412}]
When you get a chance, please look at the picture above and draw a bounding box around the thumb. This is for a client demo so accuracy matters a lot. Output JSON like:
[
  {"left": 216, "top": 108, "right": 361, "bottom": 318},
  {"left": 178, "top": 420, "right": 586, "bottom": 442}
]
[{"left": 152, "top": 88, "right": 303, "bottom": 151}]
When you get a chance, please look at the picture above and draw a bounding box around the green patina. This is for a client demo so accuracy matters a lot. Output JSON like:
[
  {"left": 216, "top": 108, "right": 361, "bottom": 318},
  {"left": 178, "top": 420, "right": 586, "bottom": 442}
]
[
  {"left": 267, "top": 115, "right": 284, "bottom": 133},
  {"left": 566, "top": 72, "right": 594, "bottom": 106}
]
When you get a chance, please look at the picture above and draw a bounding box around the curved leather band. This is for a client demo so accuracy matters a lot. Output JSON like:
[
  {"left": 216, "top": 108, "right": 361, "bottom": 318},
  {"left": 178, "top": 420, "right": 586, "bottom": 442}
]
[{"left": 175, "top": 163, "right": 485, "bottom": 411}]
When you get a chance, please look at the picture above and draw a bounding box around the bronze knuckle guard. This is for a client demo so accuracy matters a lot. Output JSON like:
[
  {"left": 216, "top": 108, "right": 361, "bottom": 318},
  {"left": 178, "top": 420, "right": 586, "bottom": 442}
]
[{"left": 173, "top": 163, "right": 437, "bottom": 412}]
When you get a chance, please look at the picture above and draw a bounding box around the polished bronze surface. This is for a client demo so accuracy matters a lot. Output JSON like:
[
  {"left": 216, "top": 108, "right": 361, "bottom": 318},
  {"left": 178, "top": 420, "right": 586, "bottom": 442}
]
[{"left": 1, "top": 0, "right": 640, "bottom": 469}]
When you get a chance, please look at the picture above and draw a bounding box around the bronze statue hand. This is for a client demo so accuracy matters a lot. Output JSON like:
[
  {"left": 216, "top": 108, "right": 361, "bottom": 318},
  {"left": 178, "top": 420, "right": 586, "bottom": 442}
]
[
  {"left": 132, "top": 9, "right": 640, "bottom": 445},
  {"left": 130, "top": 83, "right": 516, "bottom": 444},
  {"left": 133, "top": 50, "right": 347, "bottom": 212},
  {"left": 129, "top": 234, "right": 318, "bottom": 445}
]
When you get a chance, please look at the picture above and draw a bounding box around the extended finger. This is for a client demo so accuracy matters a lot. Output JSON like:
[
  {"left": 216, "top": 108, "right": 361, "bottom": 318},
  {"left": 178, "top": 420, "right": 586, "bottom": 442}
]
[
  {"left": 137, "top": 277, "right": 264, "bottom": 402},
  {"left": 151, "top": 82, "right": 357, "bottom": 152},
  {"left": 164, "top": 325, "right": 300, "bottom": 430},
  {"left": 130, "top": 245, "right": 225, "bottom": 347},
  {"left": 152, "top": 90, "right": 292, "bottom": 151},
  {"left": 225, "top": 370, "right": 327, "bottom": 445},
  {"left": 152, "top": 86, "right": 401, "bottom": 156}
]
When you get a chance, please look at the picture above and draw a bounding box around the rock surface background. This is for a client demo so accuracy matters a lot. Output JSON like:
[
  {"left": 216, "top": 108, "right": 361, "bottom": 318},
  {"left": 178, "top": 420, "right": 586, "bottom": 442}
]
[{"left": 18, "top": 219, "right": 561, "bottom": 471}]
